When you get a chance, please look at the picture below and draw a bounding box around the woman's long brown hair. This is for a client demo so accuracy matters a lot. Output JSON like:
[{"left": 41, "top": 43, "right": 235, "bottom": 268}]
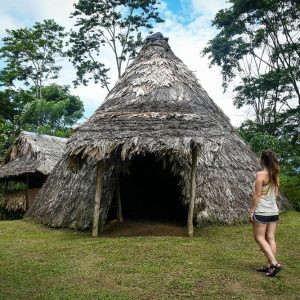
[{"left": 261, "top": 149, "right": 280, "bottom": 190}]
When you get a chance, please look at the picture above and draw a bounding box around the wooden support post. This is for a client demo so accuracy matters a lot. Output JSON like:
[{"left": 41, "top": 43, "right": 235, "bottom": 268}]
[
  {"left": 92, "top": 161, "right": 104, "bottom": 237},
  {"left": 25, "top": 175, "right": 30, "bottom": 211},
  {"left": 116, "top": 176, "right": 123, "bottom": 222},
  {"left": 188, "top": 145, "right": 198, "bottom": 237}
]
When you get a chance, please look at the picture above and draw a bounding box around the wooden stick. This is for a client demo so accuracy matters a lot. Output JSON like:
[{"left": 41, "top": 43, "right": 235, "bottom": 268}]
[
  {"left": 92, "top": 161, "right": 104, "bottom": 237},
  {"left": 25, "top": 175, "right": 30, "bottom": 211},
  {"left": 116, "top": 176, "right": 123, "bottom": 222},
  {"left": 188, "top": 145, "right": 198, "bottom": 237}
]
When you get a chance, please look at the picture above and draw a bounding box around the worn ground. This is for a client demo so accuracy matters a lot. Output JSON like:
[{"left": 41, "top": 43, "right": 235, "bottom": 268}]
[{"left": 0, "top": 211, "right": 299, "bottom": 300}]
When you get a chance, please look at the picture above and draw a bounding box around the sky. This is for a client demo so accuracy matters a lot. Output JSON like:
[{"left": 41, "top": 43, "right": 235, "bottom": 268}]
[{"left": 0, "top": 0, "right": 252, "bottom": 127}]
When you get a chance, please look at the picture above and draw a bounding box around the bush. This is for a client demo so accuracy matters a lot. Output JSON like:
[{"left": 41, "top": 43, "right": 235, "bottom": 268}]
[{"left": 280, "top": 173, "right": 300, "bottom": 211}]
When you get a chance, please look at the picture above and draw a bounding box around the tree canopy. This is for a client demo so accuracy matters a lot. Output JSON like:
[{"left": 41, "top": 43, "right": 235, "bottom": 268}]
[
  {"left": 19, "top": 84, "right": 84, "bottom": 136},
  {"left": 203, "top": 0, "right": 300, "bottom": 127},
  {"left": 204, "top": 0, "right": 299, "bottom": 196},
  {"left": 68, "top": 0, "right": 164, "bottom": 90},
  {"left": 0, "top": 19, "right": 66, "bottom": 99},
  {"left": 0, "top": 84, "right": 84, "bottom": 159}
]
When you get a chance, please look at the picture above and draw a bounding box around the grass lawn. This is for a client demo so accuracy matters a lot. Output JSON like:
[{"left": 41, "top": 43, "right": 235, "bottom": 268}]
[{"left": 0, "top": 211, "right": 299, "bottom": 300}]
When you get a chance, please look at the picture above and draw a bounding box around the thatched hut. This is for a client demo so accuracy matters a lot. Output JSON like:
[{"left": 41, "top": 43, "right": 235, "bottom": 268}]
[
  {"left": 0, "top": 131, "right": 67, "bottom": 213},
  {"left": 26, "top": 33, "right": 288, "bottom": 236}
]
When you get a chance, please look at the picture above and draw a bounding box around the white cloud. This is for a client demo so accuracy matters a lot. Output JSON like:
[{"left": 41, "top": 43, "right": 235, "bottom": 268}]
[
  {"left": 191, "top": 0, "right": 229, "bottom": 15},
  {"left": 0, "top": 0, "right": 249, "bottom": 126}
]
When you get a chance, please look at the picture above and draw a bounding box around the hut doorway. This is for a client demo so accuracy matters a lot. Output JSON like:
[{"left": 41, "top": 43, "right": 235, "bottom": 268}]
[{"left": 117, "top": 154, "right": 187, "bottom": 225}]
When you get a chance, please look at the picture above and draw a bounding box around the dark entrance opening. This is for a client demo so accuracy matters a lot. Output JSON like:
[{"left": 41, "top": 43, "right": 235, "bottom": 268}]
[{"left": 118, "top": 154, "right": 187, "bottom": 225}]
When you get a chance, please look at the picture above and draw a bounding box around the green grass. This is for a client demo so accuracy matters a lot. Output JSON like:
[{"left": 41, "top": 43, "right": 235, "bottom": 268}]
[{"left": 0, "top": 212, "right": 299, "bottom": 300}]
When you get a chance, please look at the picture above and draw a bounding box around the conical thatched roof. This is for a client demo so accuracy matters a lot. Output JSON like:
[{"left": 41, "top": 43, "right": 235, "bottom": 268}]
[
  {"left": 26, "top": 35, "right": 289, "bottom": 232},
  {"left": 67, "top": 36, "right": 234, "bottom": 162},
  {"left": 0, "top": 131, "right": 67, "bottom": 181}
]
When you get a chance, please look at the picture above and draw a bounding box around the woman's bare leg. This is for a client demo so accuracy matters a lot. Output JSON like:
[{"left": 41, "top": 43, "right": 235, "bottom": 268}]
[
  {"left": 253, "top": 222, "right": 277, "bottom": 265},
  {"left": 266, "top": 222, "right": 277, "bottom": 257}
]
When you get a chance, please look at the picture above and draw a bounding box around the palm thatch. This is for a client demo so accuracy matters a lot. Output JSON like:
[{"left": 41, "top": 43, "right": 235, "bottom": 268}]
[
  {"left": 3, "top": 190, "right": 27, "bottom": 212},
  {"left": 0, "top": 131, "right": 67, "bottom": 213},
  {"left": 26, "top": 34, "right": 289, "bottom": 232},
  {"left": 0, "top": 131, "right": 67, "bottom": 182},
  {"left": 3, "top": 188, "right": 40, "bottom": 213}
]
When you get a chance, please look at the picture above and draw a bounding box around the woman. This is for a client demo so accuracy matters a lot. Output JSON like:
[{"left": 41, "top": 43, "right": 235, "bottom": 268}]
[{"left": 249, "top": 149, "right": 282, "bottom": 277}]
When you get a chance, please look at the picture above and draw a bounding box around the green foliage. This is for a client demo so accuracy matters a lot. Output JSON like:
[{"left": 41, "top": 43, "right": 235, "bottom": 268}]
[
  {"left": 0, "top": 89, "right": 35, "bottom": 122},
  {"left": 68, "top": 0, "right": 164, "bottom": 89},
  {"left": 0, "top": 84, "right": 84, "bottom": 157},
  {"left": 238, "top": 119, "right": 299, "bottom": 174},
  {"left": 205, "top": 1, "right": 300, "bottom": 197},
  {"left": 19, "top": 84, "right": 84, "bottom": 135},
  {"left": 203, "top": 0, "right": 300, "bottom": 125},
  {"left": 280, "top": 173, "right": 300, "bottom": 211},
  {"left": 0, "top": 19, "right": 84, "bottom": 159},
  {"left": 0, "top": 116, "right": 18, "bottom": 159},
  {"left": 238, "top": 118, "right": 300, "bottom": 210},
  {"left": 0, "top": 19, "right": 66, "bottom": 98}
]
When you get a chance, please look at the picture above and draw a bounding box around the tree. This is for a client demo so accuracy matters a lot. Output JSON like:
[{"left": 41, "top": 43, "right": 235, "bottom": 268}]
[
  {"left": 0, "top": 19, "right": 66, "bottom": 99},
  {"left": 0, "top": 89, "right": 35, "bottom": 122},
  {"left": 68, "top": 0, "right": 164, "bottom": 90},
  {"left": 0, "top": 89, "right": 36, "bottom": 159},
  {"left": 203, "top": 0, "right": 300, "bottom": 126},
  {"left": 0, "top": 116, "right": 15, "bottom": 159},
  {"left": 0, "top": 84, "right": 84, "bottom": 159},
  {"left": 238, "top": 119, "right": 300, "bottom": 175},
  {"left": 19, "top": 84, "right": 84, "bottom": 136}
]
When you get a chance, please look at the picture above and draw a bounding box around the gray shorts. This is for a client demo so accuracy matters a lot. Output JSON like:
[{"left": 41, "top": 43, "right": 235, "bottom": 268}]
[{"left": 253, "top": 214, "right": 279, "bottom": 224}]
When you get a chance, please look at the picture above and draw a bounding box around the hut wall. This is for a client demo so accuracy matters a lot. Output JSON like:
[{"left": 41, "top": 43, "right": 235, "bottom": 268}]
[
  {"left": 4, "top": 188, "right": 41, "bottom": 213},
  {"left": 26, "top": 188, "right": 41, "bottom": 208},
  {"left": 4, "top": 190, "right": 27, "bottom": 212}
]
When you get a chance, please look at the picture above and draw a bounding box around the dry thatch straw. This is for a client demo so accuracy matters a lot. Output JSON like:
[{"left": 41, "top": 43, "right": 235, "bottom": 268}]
[
  {"left": 0, "top": 131, "right": 67, "bottom": 182},
  {"left": 26, "top": 34, "right": 290, "bottom": 232},
  {"left": 0, "top": 131, "right": 67, "bottom": 213},
  {"left": 3, "top": 190, "right": 27, "bottom": 212},
  {"left": 3, "top": 188, "right": 40, "bottom": 213}
]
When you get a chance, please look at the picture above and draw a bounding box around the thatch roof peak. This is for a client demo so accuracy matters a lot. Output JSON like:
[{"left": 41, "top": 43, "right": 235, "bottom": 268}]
[
  {"left": 67, "top": 34, "right": 237, "bottom": 162},
  {"left": 100, "top": 34, "right": 210, "bottom": 113},
  {"left": 145, "top": 32, "right": 168, "bottom": 42},
  {"left": 0, "top": 131, "right": 67, "bottom": 181}
]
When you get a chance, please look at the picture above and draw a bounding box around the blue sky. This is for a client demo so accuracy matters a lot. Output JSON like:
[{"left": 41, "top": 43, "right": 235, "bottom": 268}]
[{"left": 0, "top": 0, "right": 250, "bottom": 126}]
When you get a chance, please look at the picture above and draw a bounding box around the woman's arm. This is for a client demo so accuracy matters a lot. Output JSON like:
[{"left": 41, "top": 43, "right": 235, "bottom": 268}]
[{"left": 249, "top": 172, "right": 263, "bottom": 222}]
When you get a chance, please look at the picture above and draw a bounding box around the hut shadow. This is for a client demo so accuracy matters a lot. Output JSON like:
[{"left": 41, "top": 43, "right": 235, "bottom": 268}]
[
  {"left": 102, "top": 219, "right": 187, "bottom": 237},
  {"left": 103, "top": 153, "right": 188, "bottom": 237}
]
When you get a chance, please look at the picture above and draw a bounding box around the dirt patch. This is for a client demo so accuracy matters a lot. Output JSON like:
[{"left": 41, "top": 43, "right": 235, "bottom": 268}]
[{"left": 102, "top": 219, "right": 187, "bottom": 237}]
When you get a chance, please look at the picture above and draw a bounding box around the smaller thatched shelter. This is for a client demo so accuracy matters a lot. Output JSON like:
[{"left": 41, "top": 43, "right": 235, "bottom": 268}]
[{"left": 0, "top": 131, "right": 67, "bottom": 213}]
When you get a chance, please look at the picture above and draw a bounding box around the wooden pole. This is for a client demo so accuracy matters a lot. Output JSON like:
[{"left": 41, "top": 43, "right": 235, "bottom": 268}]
[
  {"left": 116, "top": 177, "right": 123, "bottom": 222},
  {"left": 92, "top": 161, "right": 104, "bottom": 237},
  {"left": 188, "top": 145, "right": 198, "bottom": 237},
  {"left": 25, "top": 175, "right": 30, "bottom": 211}
]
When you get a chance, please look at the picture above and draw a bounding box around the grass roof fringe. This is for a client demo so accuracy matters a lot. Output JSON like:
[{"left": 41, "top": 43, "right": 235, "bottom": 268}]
[{"left": 0, "top": 131, "right": 67, "bottom": 181}]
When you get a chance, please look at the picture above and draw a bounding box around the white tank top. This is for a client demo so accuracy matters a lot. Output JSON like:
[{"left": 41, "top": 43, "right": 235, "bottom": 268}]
[{"left": 255, "top": 182, "right": 279, "bottom": 216}]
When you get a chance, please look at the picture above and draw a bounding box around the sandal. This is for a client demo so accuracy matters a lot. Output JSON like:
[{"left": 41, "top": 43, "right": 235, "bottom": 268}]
[
  {"left": 265, "top": 263, "right": 282, "bottom": 277},
  {"left": 257, "top": 265, "right": 270, "bottom": 272}
]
